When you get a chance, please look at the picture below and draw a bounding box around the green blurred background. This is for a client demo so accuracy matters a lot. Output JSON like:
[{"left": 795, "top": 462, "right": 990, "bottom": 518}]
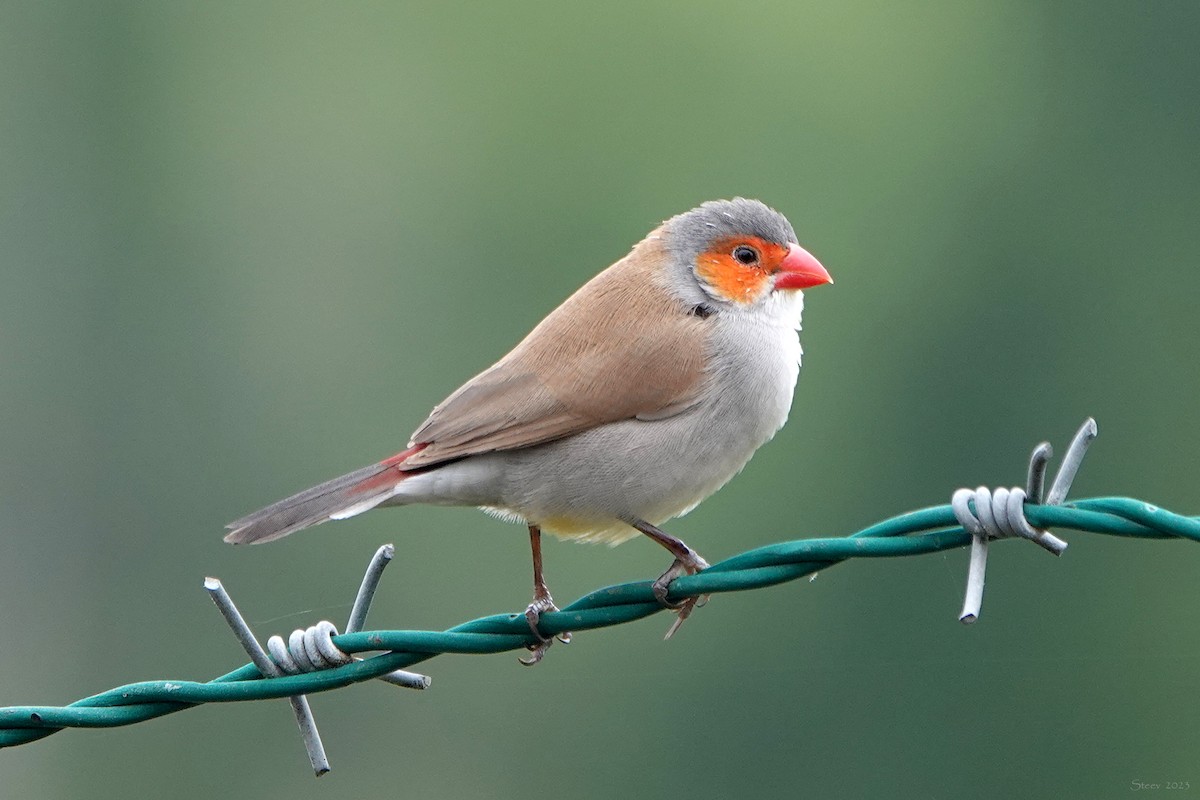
[{"left": 2, "top": 1, "right": 1198, "bottom": 798}]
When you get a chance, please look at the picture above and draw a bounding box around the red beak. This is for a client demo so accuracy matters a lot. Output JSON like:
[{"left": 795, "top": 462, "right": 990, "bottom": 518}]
[{"left": 774, "top": 243, "right": 833, "bottom": 290}]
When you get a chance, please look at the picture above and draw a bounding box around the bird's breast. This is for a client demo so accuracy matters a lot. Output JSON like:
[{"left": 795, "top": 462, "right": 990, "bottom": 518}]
[{"left": 701, "top": 295, "right": 805, "bottom": 443}]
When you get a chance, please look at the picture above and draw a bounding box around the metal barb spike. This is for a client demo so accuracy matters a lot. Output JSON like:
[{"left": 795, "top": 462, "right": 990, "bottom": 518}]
[
  {"left": 956, "top": 419, "right": 1096, "bottom": 624},
  {"left": 342, "top": 544, "right": 431, "bottom": 689},
  {"left": 204, "top": 578, "right": 331, "bottom": 777},
  {"left": 1046, "top": 418, "right": 1098, "bottom": 506}
]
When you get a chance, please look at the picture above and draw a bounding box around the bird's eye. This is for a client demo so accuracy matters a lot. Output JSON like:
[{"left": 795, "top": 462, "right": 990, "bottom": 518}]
[{"left": 732, "top": 245, "right": 759, "bottom": 265}]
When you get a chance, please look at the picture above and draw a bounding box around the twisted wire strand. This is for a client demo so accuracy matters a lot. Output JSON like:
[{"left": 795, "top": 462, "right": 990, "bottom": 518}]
[{"left": 1, "top": 495, "right": 1196, "bottom": 752}]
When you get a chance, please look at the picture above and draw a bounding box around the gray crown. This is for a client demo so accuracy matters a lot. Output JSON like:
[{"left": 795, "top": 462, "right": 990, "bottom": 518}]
[{"left": 664, "top": 198, "right": 797, "bottom": 264}]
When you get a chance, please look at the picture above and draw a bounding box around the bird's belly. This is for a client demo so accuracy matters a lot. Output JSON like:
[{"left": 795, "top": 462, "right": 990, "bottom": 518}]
[{"left": 497, "top": 421, "right": 760, "bottom": 542}]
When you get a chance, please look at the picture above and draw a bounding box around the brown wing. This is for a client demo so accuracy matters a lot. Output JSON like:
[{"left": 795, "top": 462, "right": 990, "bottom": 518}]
[{"left": 401, "top": 235, "right": 709, "bottom": 469}]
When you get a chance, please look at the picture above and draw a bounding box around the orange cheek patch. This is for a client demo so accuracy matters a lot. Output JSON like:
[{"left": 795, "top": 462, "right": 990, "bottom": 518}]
[{"left": 696, "top": 255, "right": 772, "bottom": 304}]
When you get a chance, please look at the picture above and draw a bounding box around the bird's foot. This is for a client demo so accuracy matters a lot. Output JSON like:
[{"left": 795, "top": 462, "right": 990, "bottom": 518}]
[
  {"left": 519, "top": 590, "right": 571, "bottom": 666},
  {"left": 652, "top": 552, "right": 710, "bottom": 639}
]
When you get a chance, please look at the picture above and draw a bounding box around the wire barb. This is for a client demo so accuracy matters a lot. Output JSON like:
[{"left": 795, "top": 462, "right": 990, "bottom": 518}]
[
  {"left": 204, "top": 544, "right": 430, "bottom": 776},
  {"left": 957, "top": 419, "right": 1097, "bottom": 624},
  {"left": 204, "top": 578, "right": 330, "bottom": 776},
  {"left": 1047, "top": 418, "right": 1098, "bottom": 506},
  {"left": 341, "top": 544, "right": 432, "bottom": 690},
  {"left": 347, "top": 543, "right": 394, "bottom": 634},
  {"left": 1026, "top": 443, "right": 1053, "bottom": 504}
]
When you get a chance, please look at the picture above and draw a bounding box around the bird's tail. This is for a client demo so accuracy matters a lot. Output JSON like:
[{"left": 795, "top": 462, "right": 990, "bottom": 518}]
[{"left": 224, "top": 444, "right": 427, "bottom": 544}]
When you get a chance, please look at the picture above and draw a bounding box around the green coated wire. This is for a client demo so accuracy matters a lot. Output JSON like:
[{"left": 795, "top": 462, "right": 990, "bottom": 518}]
[{"left": 0, "top": 495, "right": 1196, "bottom": 751}]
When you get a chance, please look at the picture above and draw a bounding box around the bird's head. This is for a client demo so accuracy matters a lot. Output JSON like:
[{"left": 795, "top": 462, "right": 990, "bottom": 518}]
[{"left": 661, "top": 198, "right": 832, "bottom": 310}]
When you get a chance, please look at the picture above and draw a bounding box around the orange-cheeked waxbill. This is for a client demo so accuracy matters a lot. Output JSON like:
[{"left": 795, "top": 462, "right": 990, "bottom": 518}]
[{"left": 226, "top": 198, "right": 832, "bottom": 662}]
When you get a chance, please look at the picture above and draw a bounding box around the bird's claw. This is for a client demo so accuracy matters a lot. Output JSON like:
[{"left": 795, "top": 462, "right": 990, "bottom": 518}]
[
  {"left": 519, "top": 639, "right": 552, "bottom": 666},
  {"left": 519, "top": 592, "right": 571, "bottom": 666},
  {"left": 652, "top": 553, "right": 710, "bottom": 639}
]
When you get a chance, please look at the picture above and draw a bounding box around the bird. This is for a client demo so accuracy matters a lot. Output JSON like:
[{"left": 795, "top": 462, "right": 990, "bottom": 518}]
[{"left": 225, "top": 198, "right": 832, "bottom": 663}]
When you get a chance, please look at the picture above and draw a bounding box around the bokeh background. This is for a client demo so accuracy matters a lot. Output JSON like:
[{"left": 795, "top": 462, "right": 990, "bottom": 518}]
[{"left": 2, "top": 2, "right": 1198, "bottom": 798}]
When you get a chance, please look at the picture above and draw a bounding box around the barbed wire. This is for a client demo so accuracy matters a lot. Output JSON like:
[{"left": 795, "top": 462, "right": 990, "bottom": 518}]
[{"left": 1, "top": 419, "right": 1197, "bottom": 775}]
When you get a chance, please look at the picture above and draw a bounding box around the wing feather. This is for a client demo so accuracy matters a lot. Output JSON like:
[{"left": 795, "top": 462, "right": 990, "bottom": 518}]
[{"left": 401, "top": 236, "right": 708, "bottom": 468}]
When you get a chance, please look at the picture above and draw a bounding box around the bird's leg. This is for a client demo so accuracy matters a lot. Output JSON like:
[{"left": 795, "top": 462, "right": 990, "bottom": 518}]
[
  {"left": 524, "top": 525, "right": 557, "bottom": 637},
  {"left": 519, "top": 525, "right": 571, "bottom": 666},
  {"left": 633, "top": 519, "right": 710, "bottom": 639}
]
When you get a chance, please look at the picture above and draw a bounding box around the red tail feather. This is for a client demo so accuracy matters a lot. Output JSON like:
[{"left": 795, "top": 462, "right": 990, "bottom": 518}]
[{"left": 223, "top": 443, "right": 429, "bottom": 544}]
